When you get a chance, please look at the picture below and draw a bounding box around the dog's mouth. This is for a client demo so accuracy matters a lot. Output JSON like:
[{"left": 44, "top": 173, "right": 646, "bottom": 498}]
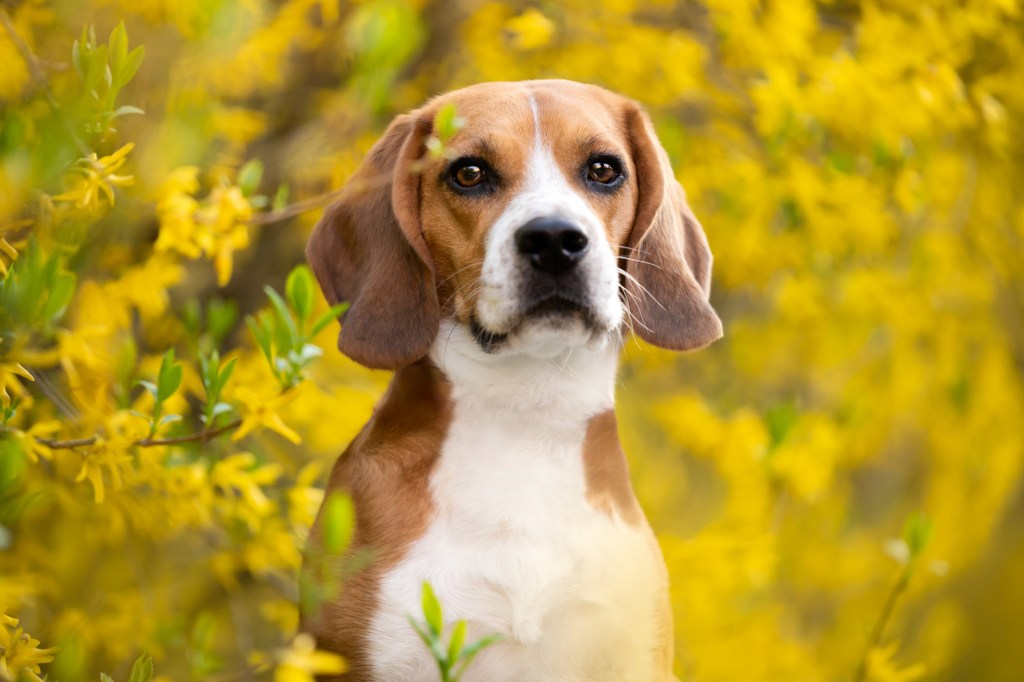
[{"left": 470, "top": 294, "right": 600, "bottom": 353}]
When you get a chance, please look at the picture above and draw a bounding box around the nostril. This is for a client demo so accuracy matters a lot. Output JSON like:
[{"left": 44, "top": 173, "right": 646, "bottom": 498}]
[
  {"left": 515, "top": 217, "right": 590, "bottom": 275},
  {"left": 561, "top": 230, "right": 588, "bottom": 254},
  {"left": 516, "top": 229, "right": 549, "bottom": 256}
]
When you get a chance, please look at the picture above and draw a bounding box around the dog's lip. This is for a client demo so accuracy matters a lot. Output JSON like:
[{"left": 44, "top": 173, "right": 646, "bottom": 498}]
[
  {"left": 523, "top": 294, "right": 588, "bottom": 318},
  {"left": 469, "top": 293, "right": 601, "bottom": 352},
  {"left": 469, "top": 316, "right": 508, "bottom": 353}
]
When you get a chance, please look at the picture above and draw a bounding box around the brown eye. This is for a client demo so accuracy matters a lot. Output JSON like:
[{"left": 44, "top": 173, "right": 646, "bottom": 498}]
[
  {"left": 454, "top": 165, "right": 485, "bottom": 188},
  {"left": 588, "top": 161, "right": 619, "bottom": 184}
]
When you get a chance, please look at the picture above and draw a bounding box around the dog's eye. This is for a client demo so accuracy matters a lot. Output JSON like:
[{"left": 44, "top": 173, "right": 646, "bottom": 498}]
[
  {"left": 453, "top": 164, "right": 485, "bottom": 188},
  {"left": 588, "top": 161, "right": 619, "bottom": 184}
]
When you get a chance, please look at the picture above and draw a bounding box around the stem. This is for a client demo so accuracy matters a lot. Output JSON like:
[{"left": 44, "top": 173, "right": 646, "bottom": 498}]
[
  {"left": 244, "top": 166, "right": 396, "bottom": 225},
  {"left": 853, "top": 566, "right": 912, "bottom": 682},
  {"left": 34, "top": 417, "right": 242, "bottom": 451},
  {"left": 0, "top": 8, "right": 46, "bottom": 85},
  {"left": 0, "top": 7, "right": 91, "bottom": 156},
  {"left": 246, "top": 187, "right": 348, "bottom": 225}
]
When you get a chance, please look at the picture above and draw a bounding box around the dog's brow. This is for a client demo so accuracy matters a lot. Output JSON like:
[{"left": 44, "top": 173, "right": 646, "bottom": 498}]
[
  {"left": 448, "top": 137, "right": 497, "bottom": 162},
  {"left": 579, "top": 132, "right": 625, "bottom": 155}
]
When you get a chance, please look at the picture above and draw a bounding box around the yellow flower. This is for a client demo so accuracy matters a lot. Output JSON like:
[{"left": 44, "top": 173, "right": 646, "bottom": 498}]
[
  {"left": 232, "top": 386, "right": 303, "bottom": 444},
  {"left": 197, "top": 185, "right": 252, "bottom": 287},
  {"left": 867, "top": 643, "right": 927, "bottom": 682},
  {"left": 6, "top": 419, "right": 61, "bottom": 463},
  {"left": 155, "top": 166, "right": 203, "bottom": 258},
  {"left": 211, "top": 451, "right": 283, "bottom": 529},
  {"left": 287, "top": 460, "right": 325, "bottom": 530},
  {"left": 274, "top": 633, "right": 346, "bottom": 682},
  {"left": 0, "top": 232, "right": 22, "bottom": 277},
  {"left": 504, "top": 8, "right": 555, "bottom": 49},
  {"left": 155, "top": 168, "right": 254, "bottom": 286},
  {"left": 53, "top": 143, "right": 135, "bottom": 212},
  {"left": 73, "top": 412, "right": 147, "bottom": 503},
  {"left": 0, "top": 361, "right": 33, "bottom": 408},
  {"left": 0, "top": 607, "right": 57, "bottom": 682}
]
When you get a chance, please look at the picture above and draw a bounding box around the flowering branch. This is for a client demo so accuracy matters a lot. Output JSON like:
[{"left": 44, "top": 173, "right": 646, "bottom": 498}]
[{"left": 30, "top": 418, "right": 242, "bottom": 451}]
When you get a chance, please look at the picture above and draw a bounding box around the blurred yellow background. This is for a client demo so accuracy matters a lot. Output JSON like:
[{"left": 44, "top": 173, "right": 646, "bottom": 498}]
[{"left": 1, "top": 0, "right": 1023, "bottom": 680}]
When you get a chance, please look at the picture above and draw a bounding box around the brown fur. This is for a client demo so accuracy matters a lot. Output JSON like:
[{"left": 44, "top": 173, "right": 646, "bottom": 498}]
[
  {"left": 623, "top": 105, "right": 722, "bottom": 350},
  {"left": 303, "top": 360, "right": 451, "bottom": 681},
  {"left": 582, "top": 410, "right": 643, "bottom": 527},
  {"left": 305, "top": 114, "right": 440, "bottom": 370}
]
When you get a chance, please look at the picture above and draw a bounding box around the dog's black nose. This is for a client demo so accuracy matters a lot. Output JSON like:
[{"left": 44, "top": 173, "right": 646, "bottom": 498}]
[{"left": 515, "top": 218, "right": 589, "bottom": 275}]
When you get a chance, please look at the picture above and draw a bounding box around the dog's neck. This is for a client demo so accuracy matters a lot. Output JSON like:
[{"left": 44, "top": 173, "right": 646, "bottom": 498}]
[{"left": 428, "top": 320, "right": 621, "bottom": 420}]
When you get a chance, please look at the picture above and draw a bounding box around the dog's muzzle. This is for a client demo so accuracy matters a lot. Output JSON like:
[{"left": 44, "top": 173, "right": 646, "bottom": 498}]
[{"left": 515, "top": 216, "right": 590, "bottom": 275}]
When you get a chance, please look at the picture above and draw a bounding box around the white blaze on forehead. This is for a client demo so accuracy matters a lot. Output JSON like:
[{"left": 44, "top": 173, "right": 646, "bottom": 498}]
[{"left": 474, "top": 89, "right": 624, "bottom": 344}]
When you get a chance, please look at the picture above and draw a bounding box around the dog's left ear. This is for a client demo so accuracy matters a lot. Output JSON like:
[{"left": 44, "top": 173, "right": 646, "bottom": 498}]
[
  {"left": 306, "top": 112, "right": 440, "bottom": 370},
  {"left": 622, "top": 104, "right": 723, "bottom": 351}
]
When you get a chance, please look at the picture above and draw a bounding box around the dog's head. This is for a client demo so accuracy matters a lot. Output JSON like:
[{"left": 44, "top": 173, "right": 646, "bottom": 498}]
[{"left": 307, "top": 80, "right": 722, "bottom": 369}]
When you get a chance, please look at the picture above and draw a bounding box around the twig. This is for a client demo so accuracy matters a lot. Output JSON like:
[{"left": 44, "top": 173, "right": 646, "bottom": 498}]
[
  {"left": 853, "top": 567, "right": 911, "bottom": 682},
  {"left": 0, "top": 7, "right": 46, "bottom": 85},
  {"left": 0, "top": 6, "right": 91, "bottom": 156},
  {"left": 35, "top": 418, "right": 242, "bottom": 451},
  {"left": 246, "top": 187, "right": 348, "bottom": 225},
  {"left": 245, "top": 161, "right": 415, "bottom": 225}
]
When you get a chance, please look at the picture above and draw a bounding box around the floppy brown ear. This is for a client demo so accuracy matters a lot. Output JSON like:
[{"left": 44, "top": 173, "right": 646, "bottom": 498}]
[
  {"left": 306, "top": 113, "right": 440, "bottom": 370},
  {"left": 623, "top": 106, "right": 723, "bottom": 351}
]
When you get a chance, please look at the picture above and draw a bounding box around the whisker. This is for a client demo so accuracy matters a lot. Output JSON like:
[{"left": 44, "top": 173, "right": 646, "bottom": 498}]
[
  {"left": 617, "top": 266, "right": 666, "bottom": 313},
  {"left": 437, "top": 259, "right": 485, "bottom": 288},
  {"left": 618, "top": 254, "right": 662, "bottom": 269}
]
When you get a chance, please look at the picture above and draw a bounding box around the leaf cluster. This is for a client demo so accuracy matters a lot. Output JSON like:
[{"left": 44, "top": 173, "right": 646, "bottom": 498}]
[
  {"left": 71, "top": 23, "right": 145, "bottom": 138},
  {"left": 408, "top": 582, "right": 502, "bottom": 682},
  {"left": 246, "top": 266, "right": 346, "bottom": 389}
]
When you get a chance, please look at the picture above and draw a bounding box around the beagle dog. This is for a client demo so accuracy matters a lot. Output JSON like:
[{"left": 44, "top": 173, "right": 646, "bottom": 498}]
[{"left": 303, "top": 79, "right": 722, "bottom": 682}]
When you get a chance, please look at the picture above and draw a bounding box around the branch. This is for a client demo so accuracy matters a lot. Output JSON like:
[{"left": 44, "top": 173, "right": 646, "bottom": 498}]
[
  {"left": 245, "top": 161, "right": 414, "bottom": 225},
  {"left": 0, "top": 7, "right": 46, "bottom": 86},
  {"left": 853, "top": 566, "right": 911, "bottom": 682},
  {"left": 247, "top": 187, "right": 347, "bottom": 225},
  {"left": 35, "top": 417, "right": 242, "bottom": 451},
  {"left": 0, "top": 7, "right": 90, "bottom": 156}
]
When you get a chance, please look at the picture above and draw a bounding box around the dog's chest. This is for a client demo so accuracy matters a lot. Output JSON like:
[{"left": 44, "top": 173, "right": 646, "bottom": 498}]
[{"left": 366, "top": 399, "right": 666, "bottom": 682}]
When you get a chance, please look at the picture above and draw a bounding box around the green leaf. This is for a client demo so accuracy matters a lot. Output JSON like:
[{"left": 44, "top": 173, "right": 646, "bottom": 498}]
[
  {"left": 264, "top": 285, "right": 299, "bottom": 347},
  {"left": 83, "top": 43, "right": 108, "bottom": 95},
  {"left": 434, "top": 103, "right": 465, "bottom": 144},
  {"left": 120, "top": 46, "right": 145, "bottom": 88},
  {"left": 206, "top": 298, "right": 238, "bottom": 343},
  {"left": 135, "top": 380, "right": 158, "bottom": 399},
  {"left": 237, "top": 159, "right": 263, "bottom": 197},
  {"left": 272, "top": 184, "right": 290, "bottom": 212},
  {"left": 198, "top": 350, "right": 215, "bottom": 387},
  {"left": 421, "top": 582, "right": 443, "bottom": 638},
  {"left": 408, "top": 614, "right": 433, "bottom": 648},
  {"left": 156, "top": 349, "right": 182, "bottom": 403},
  {"left": 128, "top": 653, "right": 154, "bottom": 682},
  {"left": 245, "top": 314, "right": 273, "bottom": 363},
  {"left": 111, "top": 105, "right": 145, "bottom": 118},
  {"left": 310, "top": 303, "right": 348, "bottom": 337},
  {"left": 322, "top": 492, "right": 355, "bottom": 554},
  {"left": 455, "top": 633, "right": 503, "bottom": 675},
  {"left": 448, "top": 619, "right": 467, "bottom": 664},
  {"left": 210, "top": 402, "right": 233, "bottom": 418},
  {"left": 100, "top": 674, "right": 115, "bottom": 682},
  {"left": 286, "top": 266, "right": 315, "bottom": 324},
  {"left": 71, "top": 38, "right": 84, "bottom": 80},
  {"left": 216, "top": 357, "right": 237, "bottom": 394},
  {"left": 109, "top": 22, "right": 128, "bottom": 77},
  {"left": 904, "top": 512, "right": 933, "bottom": 559},
  {"left": 42, "top": 271, "right": 76, "bottom": 323}
]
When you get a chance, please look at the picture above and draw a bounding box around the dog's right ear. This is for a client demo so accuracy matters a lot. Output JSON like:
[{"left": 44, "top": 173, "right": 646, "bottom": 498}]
[{"left": 306, "top": 113, "right": 440, "bottom": 370}]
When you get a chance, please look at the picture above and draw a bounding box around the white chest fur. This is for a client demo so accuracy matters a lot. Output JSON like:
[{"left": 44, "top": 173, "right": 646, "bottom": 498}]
[{"left": 366, "top": 325, "right": 668, "bottom": 681}]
